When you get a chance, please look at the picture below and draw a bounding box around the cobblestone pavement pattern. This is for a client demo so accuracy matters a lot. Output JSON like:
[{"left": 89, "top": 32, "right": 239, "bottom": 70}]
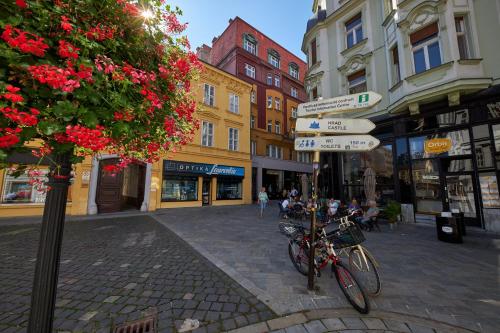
[
  {"left": 0, "top": 216, "right": 276, "bottom": 332},
  {"left": 153, "top": 205, "right": 500, "bottom": 333}
]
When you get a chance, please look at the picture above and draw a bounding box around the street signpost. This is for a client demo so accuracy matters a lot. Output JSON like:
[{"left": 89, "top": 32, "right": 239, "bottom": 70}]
[
  {"left": 297, "top": 91, "right": 382, "bottom": 118},
  {"left": 295, "top": 91, "right": 382, "bottom": 291},
  {"left": 295, "top": 118, "right": 376, "bottom": 134}
]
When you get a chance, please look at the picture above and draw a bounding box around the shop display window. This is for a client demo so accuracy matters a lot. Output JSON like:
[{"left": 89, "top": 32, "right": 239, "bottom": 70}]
[
  {"left": 493, "top": 124, "right": 500, "bottom": 152},
  {"left": 409, "top": 129, "right": 471, "bottom": 160},
  {"left": 479, "top": 172, "right": 500, "bottom": 209},
  {"left": 2, "top": 170, "right": 48, "bottom": 204},
  {"left": 217, "top": 177, "right": 242, "bottom": 200},
  {"left": 161, "top": 176, "right": 198, "bottom": 202}
]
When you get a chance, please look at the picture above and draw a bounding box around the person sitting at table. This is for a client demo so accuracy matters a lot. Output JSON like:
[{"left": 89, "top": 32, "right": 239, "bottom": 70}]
[
  {"left": 355, "top": 200, "right": 380, "bottom": 231},
  {"left": 348, "top": 198, "right": 362, "bottom": 217},
  {"left": 281, "top": 197, "right": 292, "bottom": 219},
  {"left": 327, "top": 198, "right": 340, "bottom": 221}
]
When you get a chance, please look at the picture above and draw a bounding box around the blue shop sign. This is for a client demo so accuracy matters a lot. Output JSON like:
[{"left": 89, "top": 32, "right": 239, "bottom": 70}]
[{"left": 163, "top": 160, "right": 245, "bottom": 177}]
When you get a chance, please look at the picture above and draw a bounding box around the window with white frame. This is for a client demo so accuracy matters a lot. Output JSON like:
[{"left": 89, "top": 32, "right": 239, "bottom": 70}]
[
  {"left": 243, "top": 34, "right": 257, "bottom": 55},
  {"left": 2, "top": 170, "right": 49, "bottom": 204},
  {"left": 291, "top": 87, "right": 298, "bottom": 98},
  {"left": 390, "top": 45, "right": 401, "bottom": 85},
  {"left": 251, "top": 141, "right": 256, "bottom": 155},
  {"left": 267, "top": 73, "right": 273, "bottom": 85},
  {"left": 289, "top": 63, "right": 299, "bottom": 80},
  {"left": 201, "top": 121, "right": 214, "bottom": 147},
  {"left": 228, "top": 128, "right": 239, "bottom": 151},
  {"left": 275, "top": 121, "right": 281, "bottom": 134},
  {"left": 267, "top": 96, "right": 273, "bottom": 108},
  {"left": 291, "top": 107, "right": 298, "bottom": 118},
  {"left": 250, "top": 114, "right": 255, "bottom": 128},
  {"left": 410, "top": 22, "right": 442, "bottom": 74},
  {"left": 274, "top": 75, "right": 280, "bottom": 87},
  {"left": 245, "top": 63, "right": 256, "bottom": 79},
  {"left": 266, "top": 145, "right": 283, "bottom": 159},
  {"left": 251, "top": 90, "right": 256, "bottom": 103},
  {"left": 229, "top": 94, "right": 239, "bottom": 114},
  {"left": 297, "top": 152, "right": 312, "bottom": 164},
  {"left": 455, "top": 16, "right": 471, "bottom": 59},
  {"left": 267, "top": 120, "right": 273, "bottom": 133},
  {"left": 275, "top": 97, "right": 281, "bottom": 110},
  {"left": 345, "top": 14, "right": 363, "bottom": 49},
  {"left": 347, "top": 70, "right": 367, "bottom": 94},
  {"left": 203, "top": 84, "right": 215, "bottom": 107},
  {"left": 309, "top": 82, "right": 322, "bottom": 100},
  {"left": 268, "top": 52, "right": 280, "bottom": 68}
]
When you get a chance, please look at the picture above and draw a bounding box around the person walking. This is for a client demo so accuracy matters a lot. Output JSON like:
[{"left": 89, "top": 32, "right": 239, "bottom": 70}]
[{"left": 257, "top": 187, "right": 269, "bottom": 218}]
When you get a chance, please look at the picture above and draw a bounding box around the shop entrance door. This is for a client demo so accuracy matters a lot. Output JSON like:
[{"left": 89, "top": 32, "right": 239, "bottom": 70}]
[
  {"left": 202, "top": 178, "right": 211, "bottom": 206},
  {"left": 442, "top": 173, "right": 480, "bottom": 227}
]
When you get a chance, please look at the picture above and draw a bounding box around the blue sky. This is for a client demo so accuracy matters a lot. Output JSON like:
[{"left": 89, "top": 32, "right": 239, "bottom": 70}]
[{"left": 166, "top": 0, "right": 312, "bottom": 60}]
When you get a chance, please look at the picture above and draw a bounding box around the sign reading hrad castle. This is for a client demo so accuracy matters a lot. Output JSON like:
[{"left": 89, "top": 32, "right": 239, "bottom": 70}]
[
  {"left": 297, "top": 92, "right": 382, "bottom": 117},
  {"left": 295, "top": 118, "right": 375, "bottom": 134}
]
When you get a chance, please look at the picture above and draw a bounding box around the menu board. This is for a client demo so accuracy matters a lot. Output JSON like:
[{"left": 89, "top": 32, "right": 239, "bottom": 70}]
[{"left": 479, "top": 175, "right": 500, "bottom": 208}]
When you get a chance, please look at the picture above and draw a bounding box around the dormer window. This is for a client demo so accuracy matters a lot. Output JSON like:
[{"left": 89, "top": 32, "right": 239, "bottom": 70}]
[
  {"left": 243, "top": 34, "right": 257, "bottom": 55},
  {"left": 268, "top": 49, "right": 281, "bottom": 68}
]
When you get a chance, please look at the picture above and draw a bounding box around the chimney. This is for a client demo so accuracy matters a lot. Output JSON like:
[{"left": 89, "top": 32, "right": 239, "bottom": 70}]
[
  {"left": 196, "top": 44, "right": 212, "bottom": 63},
  {"left": 212, "top": 36, "right": 218, "bottom": 44}
]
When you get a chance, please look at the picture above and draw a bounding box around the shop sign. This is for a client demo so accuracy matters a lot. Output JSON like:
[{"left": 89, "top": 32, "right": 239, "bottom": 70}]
[
  {"left": 294, "top": 135, "right": 380, "bottom": 152},
  {"left": 424, "top": 138, "right": 452, "bottom": 154},
  {"left": 163, "top": 161, "right": 244, "bottom": 177},
  {"left": 297, "top": 91, "right": 382, "bottom": 117},
  {"left": 295, "top": 118, "right": 375, "bottom": 134}
]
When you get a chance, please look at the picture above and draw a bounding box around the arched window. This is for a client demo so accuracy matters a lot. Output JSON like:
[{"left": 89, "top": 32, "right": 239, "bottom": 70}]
[
  {"left": 243, "top": 34, "right": 257, "bottom": 55},
  {"left": 267, "top": 49, "right": 280, "bottom": 68},
  {"left": 289, "top": 62, "right": 299, "bottom": 80}
]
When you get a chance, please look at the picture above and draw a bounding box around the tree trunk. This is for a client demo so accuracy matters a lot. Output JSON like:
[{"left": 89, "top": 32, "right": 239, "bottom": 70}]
[{"left": 27, "top": 152, "right": 72, "bottom": 333}]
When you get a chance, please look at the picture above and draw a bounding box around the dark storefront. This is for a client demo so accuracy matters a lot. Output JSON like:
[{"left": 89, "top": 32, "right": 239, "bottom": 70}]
[{"left": 320, "top": 88, "right": 500, "bottom": 231}]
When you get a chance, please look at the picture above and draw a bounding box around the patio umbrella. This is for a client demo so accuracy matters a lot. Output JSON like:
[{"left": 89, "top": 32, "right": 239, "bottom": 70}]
[{"left": 363, "top": 167, "right": 376, "bottom": 202}]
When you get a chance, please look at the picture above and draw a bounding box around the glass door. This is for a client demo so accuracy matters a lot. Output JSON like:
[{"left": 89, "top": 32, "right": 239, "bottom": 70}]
[
  {"left": 202, "top": 177, "right": 211, "bottom": 206},
  {"left": 443, "top": 173, "right": 480, "bottom": 226}
]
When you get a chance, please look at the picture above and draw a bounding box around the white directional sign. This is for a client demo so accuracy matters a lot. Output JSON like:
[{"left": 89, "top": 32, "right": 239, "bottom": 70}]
[
  {"left": 297, "top": 91, "right": 382, "bottom": 117},
  {"left": 295, "top": 135, "right": 380, "bottom": 152},
  {"left": 295, "top": 118, "right": 375, "bottom": 134}
]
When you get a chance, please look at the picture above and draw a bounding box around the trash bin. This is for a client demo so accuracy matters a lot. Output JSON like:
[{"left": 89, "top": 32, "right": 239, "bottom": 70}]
[
  {"left": 436, "top": 215, "right": 463, "bottom": 243},
  {"left": 452, "top": 211, "right": 466, "bottom": 236}
]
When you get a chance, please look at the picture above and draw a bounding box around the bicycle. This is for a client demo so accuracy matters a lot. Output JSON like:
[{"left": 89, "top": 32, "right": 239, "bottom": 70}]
[{"left": 288, "top": 222, "right": 370, "bottom": 314}]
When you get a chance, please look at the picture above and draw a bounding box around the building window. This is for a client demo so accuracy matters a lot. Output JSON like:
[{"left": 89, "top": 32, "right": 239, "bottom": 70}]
[
  {"left": 346, "top": 13, "right": 363, "bottom": 49},
  {"left": 203, "top": 83, "right": 215, "bottom": 107},
  {"left": 267, "top": 73, "right": 273, "bottom": 85},
  {"left": 274, "top": 75, "right": 280, "bottom": 87},
  {"left": 297, "top": 152, "right": 312, "bottom": 163},
  {"left": 250, "top": 115, "right": 255, "bottom": 129},
  {"left": 161, "top": 175, "right": 198, "bottom": 202},
  {"left": 229, "top": 94, "right": 239, "bottom": 114},
  {"left": 266, "top": 145, "right": 283, "bottom": 159},
  {"left": 201, "top": 121, "right": 214, "bottom": 147},
  {"left": 267, "top": 96, "right": 273, "bottom": 108},
  {"left": 410, "top": 22, "right": 441, "bottom": 74},
  {"left": 455, "top": 16, "right": 471, "bottom": 59},
  {"left": 244, "top": 63, "right": 255, "bottom": 79},
  {"left": 267, "top": 120, "right": 273, "bottom": 133},
  {"left": 275, "top": 121, "right": 281, "bottom": 134},
  {"left": 268, "top": 52, "right": 280, "bottom": 68},
  {"left": 243, "top": 34, "right": 257, "bottom": 55},
  {"left": 347, "top": 70, "right": 367, "bottom": 94},
  {"left": 291, "top": 107, "right": 298, "bottom": 118},
  {"left": 228, "top": 128, "right": 239, "bottom": 151},
  {"left": 391, "top": 45, "right": 401, "bottom": 85},
  {"left": 289, "top": 63, "right": 299, "bottom": 80},
  {"left": 291, "top": 87, "right": 298, "bottom": 98},
  {"left": 311, "top": 86, "right": 318, "bottom": 100},
  {"left": 217, "top": 177, "right": 242, "bottom": 200},
  {"left": 310, "top": 38, "right": 317, "bottom": 65},
  {"left": 2, "top": 170, "right": 48, "bottom": 203},
  {"left": 251, "top": 90, "right": 256, "bottom": 103},
  {"left": 251, "top": 141, "right": 256, "bottom": 155},
  {"left": 275, "top": 97, "right": 281, "bottom": 110}
]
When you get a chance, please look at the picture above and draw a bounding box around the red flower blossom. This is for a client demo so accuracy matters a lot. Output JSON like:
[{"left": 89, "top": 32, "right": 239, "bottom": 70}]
[
  {"left": 65, "top": 125, "right": 112, "bottom": 151},
  {"left": 58, "top": 40, "right": 79, "bottom": 59},
  {"left": 2, "top": 85, "right": 24, "bottom": 103},
  {"left": 163, "top": 13, "right": 187, "bottom": 34},
  {"left": 60, "top": 16, "right": 73, "bottom": 33},
  {"left": 0, "top": 127, "right": 22, "bottom": 148},
  {"left": 1, "top": 106, "right": 39, "bottom": 126},
  {"left": 1, "top": 25, "right": 49, "bottom": 57},
  {"left": 15, "top": 0, "right": 27, "bottom": 9},
  {"left": 28, "top": 63, "right": 92, "bottom": 92},
  {"left": 85, "top": 24, "right": 115, "bottom": 41}
]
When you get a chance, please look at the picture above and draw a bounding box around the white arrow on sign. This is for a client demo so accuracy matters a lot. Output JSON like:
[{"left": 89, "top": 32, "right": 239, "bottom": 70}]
[
  {"left": 295, "top": 135, "right": 380, "bottom": 152},
  {"left": 297, "top": 91, "right": 382, "bottom": 117},
  {"left": 295, "top": 118, "right": 375, "bottom": 134}
]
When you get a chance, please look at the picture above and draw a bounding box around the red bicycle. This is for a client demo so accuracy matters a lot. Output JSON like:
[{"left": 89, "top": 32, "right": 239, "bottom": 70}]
[{"left": 288, "top": 223, "right": 370, "bottom": 314}]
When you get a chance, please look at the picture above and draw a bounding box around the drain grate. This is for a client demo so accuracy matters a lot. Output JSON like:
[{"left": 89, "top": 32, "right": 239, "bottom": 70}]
[{"left": 113, "top": 314, "right": 157, "bottom": 333}]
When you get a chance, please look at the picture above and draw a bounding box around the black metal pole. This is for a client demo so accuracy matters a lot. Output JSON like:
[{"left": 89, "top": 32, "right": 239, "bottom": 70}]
[
  {"left": 27, "top": 152, "right": 72, "bottom": 333},
  {"left": 307, "top": 150, "right": 320, "bottom": 290}
]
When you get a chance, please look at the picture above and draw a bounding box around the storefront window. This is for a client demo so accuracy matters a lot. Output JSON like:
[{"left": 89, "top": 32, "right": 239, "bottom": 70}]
[
  {"left": 217, "top": 177, "right": 242, "bottom": 200},
  {"left": 1, "top": 170, "right": 48, "bottom": 204},
  {"left": 493, "top": 124, "right": 500, "bottom": 152},
  {"left": 487, "top": 101, "right": 500, "bottom": 119},
  {"left": 161, "top": 176, "right": 198, "bottom": 202},
  {"left": 473, "top": 125, "right": 494, "bottom": 170},
  {"left": 409, "top": 129, "right": 471, "bottom": 159},
  {"left": 442, "top": 158, "right": 473, "bottom": 172},
  {"left": 411, "top": 159, "right": 443, "bottom": 213},
  {"left": 479, "top": 172, "right": 500, "bottom": 208},
  {"left": 396, "top": 138, "right": 412, "bottom": 203}
]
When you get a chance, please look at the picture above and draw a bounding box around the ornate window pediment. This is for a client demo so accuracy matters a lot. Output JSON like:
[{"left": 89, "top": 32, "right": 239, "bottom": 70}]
[
  {"left": 398, "top": 1, "right": 443, "bottom": 34},
  {"left": 338, "top": 53, "right": 371, "bottom": 76}
]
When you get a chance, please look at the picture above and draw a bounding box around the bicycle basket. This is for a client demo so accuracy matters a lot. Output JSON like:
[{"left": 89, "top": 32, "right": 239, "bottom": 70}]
[{"left": 327, "top": 224, "right": 365, "bottom": 249}]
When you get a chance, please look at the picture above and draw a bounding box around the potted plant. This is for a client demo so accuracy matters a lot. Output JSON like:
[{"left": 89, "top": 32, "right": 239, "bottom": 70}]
[{"left": 385, "top": 200, "right": 402, "bottom": 230}]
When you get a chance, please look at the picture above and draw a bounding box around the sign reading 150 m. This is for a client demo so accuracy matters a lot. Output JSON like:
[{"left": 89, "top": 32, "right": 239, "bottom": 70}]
[
  {"left": 294, "top": 135, "right": 380, "bottom": 152},
  {"left": 297, "top": 91, "right": 382, "bottom": 117}
]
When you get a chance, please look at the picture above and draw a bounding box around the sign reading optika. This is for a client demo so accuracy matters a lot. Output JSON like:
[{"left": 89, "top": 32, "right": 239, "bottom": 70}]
[{"left": 424, "top": 138, "right": 452, "bottom": 154}]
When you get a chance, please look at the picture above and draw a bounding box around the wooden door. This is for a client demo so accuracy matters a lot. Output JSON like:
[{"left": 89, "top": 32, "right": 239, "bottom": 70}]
[{"left": 96, "top": 158, "right": 123, "bottom": 213}]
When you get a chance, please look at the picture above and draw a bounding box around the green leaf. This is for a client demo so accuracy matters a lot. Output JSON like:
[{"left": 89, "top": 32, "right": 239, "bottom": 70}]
[
  {"left": 81, "top": 111, "right": 99, "bottom": 128},
  {"left": 38, "top": 121, "right": 64, "bottom": 135}
]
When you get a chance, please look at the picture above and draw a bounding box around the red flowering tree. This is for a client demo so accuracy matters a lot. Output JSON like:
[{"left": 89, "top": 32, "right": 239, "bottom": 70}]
[{"left": 0, "top": 1, "right": 201, "bottom": 331}]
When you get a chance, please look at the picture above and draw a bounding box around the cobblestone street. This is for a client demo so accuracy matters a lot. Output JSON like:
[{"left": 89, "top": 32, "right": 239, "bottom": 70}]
[{"left": 0, "top": 215, "right": 275, "bottom": 332}]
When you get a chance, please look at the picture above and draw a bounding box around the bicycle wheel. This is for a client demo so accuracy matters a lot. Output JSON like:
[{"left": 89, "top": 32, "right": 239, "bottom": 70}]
[
  {"left": 288, "top": 238, "right": 309, "bottom": 276},
  {"left": 348, "top": 247, "right": 381, "bottom": 296},
  {"left": 333, "top": 261, "right": 370, "bottom": 314}
]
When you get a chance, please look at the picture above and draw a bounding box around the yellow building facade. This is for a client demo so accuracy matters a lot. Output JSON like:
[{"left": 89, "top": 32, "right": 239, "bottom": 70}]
[{"left": 0, "top": 63, "right": 252, "bottom": 217}]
